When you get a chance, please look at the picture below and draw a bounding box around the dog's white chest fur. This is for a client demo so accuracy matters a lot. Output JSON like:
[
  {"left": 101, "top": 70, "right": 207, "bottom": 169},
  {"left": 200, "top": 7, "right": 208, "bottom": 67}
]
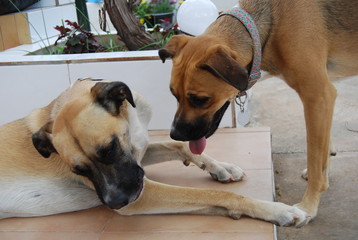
[{"left": 128, "top": 92, "right": 152, "bottom": 163}]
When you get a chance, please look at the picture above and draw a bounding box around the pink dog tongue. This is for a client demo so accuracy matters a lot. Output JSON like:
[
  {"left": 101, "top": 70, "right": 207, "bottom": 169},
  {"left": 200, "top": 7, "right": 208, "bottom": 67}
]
[{"left": 189, "top": 137, "right": 206, "bottom": 155}]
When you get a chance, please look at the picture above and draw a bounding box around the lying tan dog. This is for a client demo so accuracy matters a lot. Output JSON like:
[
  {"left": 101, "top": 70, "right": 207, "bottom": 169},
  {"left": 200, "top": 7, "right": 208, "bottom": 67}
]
[
  {"left": 159, "top": 0, "right": 358, "bottom": 224},
  {"left": 0, "top": 78, "right": 308, "bottom": 226}
]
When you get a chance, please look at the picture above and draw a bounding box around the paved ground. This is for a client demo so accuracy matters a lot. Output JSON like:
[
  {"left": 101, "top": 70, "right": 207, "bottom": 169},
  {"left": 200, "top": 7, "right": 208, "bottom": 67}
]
[{"left": 247, "top": 76, "right": 358, "bottom": 240}]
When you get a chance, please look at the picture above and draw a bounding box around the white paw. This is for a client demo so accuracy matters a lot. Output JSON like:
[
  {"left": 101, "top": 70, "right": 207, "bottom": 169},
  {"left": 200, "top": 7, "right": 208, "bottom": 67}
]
[
  {"left": 207, "top": 161, "right": 245, "bottom": 183},
  {"left": 183, "top": 153, "right": 245, "bottom": 183},
  {"left": 301, "top": 168, "right": 308, "bottom": 180},
  {"left": 272, "top": 203, "right": 310, "bottom": 227}
]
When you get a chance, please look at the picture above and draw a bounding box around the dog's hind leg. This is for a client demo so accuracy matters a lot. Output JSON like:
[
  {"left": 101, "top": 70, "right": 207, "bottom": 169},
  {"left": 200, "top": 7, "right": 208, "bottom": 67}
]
[
  {"left": 141, "top": 142, "right": 245, "bottom": 182},
  {"left": 0, "top": 178, "right": 101, "bottom": 219}
]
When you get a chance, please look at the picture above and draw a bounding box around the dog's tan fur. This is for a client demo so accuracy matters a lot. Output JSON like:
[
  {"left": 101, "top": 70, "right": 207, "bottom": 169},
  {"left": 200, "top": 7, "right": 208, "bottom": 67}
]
[
  {"left": 159, "top": 0, "right": 358, "bottom": 222},
  {"left": 0, "top": 78, "right": 309, "bottom": 226}
]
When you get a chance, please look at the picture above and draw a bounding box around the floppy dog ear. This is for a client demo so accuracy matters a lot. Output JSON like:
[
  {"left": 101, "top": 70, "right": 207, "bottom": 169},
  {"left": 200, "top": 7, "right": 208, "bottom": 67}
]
[
  {"left": 199, "top": 45, "right": 249, "bottom": 92},
  {"left": 32, "top": 121, "right": 57, "bottom": 158},
  {"left": 159, "top": 35, "right": 192, "bottom": 63},
  {"left": 91, "top": 81, "right": 136, "bottom": 116}
]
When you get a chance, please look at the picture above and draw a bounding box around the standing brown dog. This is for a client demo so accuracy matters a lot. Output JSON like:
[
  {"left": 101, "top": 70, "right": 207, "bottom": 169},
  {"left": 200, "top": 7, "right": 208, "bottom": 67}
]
[{"left": 159, "top": 0, "right": 358, "bottom": 224}]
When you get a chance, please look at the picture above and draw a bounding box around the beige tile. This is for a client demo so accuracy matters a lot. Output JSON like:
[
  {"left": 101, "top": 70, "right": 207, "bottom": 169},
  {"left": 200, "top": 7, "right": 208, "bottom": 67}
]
[
  {"left": 0, "top": 232, "right": 100, "bottom": 240},
  {"left": 0, "top": 206, "right": 113, "bottom": 232},
  {"left": 101, "top": 231, "right": 273, "bottom": 240},
  {"left": 205, "top": 130, "right": 272, "bottom": 170},
  {"left": 146, "top": 128, "right": 273, "bottom": 199},
  {"left": 149, "top": 128, "right": 272, "bottom": 170},
  {"left": 104, "top": 214, "right": 272, "bottom": 233}
]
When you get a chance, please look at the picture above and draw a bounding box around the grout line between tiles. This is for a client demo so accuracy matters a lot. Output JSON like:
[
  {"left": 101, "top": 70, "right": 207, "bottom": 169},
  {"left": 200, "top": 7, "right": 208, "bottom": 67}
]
[
  {"left": 101, "top": 230, "right": 272, "bottom": 234},
  {"left": 0, "top": 230, "right": 100, "bottom": 233},
  {"left": 100, "top": 211, "right": 116, "bottom": 234},
  {"left": 148, "top": 128, "right": 270, "bottom": 136},
  {"left": 0, "top": 228, "right": 274, "bottom": 234},
  {"left": 0, "top": 229, "right": 273, "bottom": 234}
]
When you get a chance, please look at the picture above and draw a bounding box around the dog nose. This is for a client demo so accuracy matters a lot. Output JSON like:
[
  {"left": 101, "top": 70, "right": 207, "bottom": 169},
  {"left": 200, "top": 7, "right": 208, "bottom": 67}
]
[
  {"left": 170, "top": 126, "right": 186, "bottom": 141},
  {"left": 170, "top": 120, "right": 204, "bottom": 141},
  {"left": 104, "top": 164, "right": 144, "bottom": 209},
  {"left": 105, "top": 191, "right": 129, "bottom": 209}
]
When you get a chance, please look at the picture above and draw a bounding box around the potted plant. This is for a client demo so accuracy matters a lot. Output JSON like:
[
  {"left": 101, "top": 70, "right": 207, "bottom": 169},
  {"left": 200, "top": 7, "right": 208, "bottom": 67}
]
[
  {"left": 53, "top": 20, "right": 108, "bottom": 54},
  {"left": 135, "top": 0, "right": 177, "bottom": 27}
]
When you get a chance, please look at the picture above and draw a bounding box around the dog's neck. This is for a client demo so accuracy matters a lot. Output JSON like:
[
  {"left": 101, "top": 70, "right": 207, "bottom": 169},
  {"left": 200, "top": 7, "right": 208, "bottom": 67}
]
[{"left": 205, "top": 0, "right": 272, "bottom": 69}]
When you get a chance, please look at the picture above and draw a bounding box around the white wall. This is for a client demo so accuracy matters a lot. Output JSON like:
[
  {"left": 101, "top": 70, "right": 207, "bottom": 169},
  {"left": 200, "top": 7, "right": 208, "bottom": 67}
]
[
  {"left": 20, "top": 4, "right": 77, "bottom": 43},
  {"left": 0, "top": 64, "right": 70, "bottom": 123}
]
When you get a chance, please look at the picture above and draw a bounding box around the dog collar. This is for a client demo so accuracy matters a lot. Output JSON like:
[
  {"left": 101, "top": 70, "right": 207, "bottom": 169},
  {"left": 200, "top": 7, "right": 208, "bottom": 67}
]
[{"left": 218, "top": 7, "right": 262, "bottom": 94}]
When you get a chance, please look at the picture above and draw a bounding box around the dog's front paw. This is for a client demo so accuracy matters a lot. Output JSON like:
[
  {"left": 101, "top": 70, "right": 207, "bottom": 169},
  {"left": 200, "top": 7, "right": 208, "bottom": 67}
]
[
  {"left": 270, "top": 203, "right": 310, "bottom": 227},
  {"left": 183, "top": 153, "right": 245, "bottom": 183},
  {"left": 206, "top": 161, "right": 245, "bottom": 183}
]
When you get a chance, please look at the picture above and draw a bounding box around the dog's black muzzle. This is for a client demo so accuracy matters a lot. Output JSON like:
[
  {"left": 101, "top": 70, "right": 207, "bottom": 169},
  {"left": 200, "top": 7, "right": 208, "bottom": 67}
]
[
  {"left": 89, "top": 157, "right": 145, "bottom": 210},
  {"left": 104, "top": 163, "right": 144, "bottom": 209},
  {"left": 170, "top": 101, "right": 230, "bottom": 141}
]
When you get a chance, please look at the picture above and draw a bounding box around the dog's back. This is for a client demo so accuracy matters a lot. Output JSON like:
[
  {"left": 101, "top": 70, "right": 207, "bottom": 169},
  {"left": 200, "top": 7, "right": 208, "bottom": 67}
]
[{"left": 239, "top": 0, "right": 358, "bottom": 79}]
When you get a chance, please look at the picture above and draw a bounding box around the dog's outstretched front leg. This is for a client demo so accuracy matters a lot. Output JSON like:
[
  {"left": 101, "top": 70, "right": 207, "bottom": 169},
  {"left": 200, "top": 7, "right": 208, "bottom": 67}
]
[
  {"left": 141, "top": 142, "right": 245, "bottom": 182},
  {"left": 117, "top": 178, "right": 309, "bottom": 227}
]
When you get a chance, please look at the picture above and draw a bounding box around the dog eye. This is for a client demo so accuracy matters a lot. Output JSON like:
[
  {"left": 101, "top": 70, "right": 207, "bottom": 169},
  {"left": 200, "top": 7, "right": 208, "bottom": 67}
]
[
  {"left": 96, "top": 136, "right": 121, "bottom": 165},
  {"left": 188, "top": 94, "right": 211, "bottom": 108},
  {"left": 73, "top": 165, "right": 91, "bottom": 177}
]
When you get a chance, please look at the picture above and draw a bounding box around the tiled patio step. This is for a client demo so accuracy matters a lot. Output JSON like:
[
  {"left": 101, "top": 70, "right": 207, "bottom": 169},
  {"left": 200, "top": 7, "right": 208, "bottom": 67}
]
[{"left": 0, "top": 128, "right": 276, "bottom": 240}]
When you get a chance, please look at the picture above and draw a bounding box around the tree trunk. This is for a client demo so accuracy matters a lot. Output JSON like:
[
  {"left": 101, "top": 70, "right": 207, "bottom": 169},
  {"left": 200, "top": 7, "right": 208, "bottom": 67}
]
[{"left": 104, "top": 0, "right": 158, "bottom": 51}]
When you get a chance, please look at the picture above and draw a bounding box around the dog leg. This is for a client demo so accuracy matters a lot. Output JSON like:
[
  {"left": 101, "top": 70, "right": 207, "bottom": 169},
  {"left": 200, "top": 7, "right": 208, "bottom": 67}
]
[
  {"left": 141, "top": 142, "right": 245, "bottom": 182},
  {"left": 117, "top": 178, "right": 309, "bottom": 227},
  {"left": 301, "top": 139, "right": 334, "bottom": 180},
  {"left": 298, "top": 82, "right": 336, "bottom": 220},
  {"left": 283, "top": 65, "right": 337, "bottom": 220}
]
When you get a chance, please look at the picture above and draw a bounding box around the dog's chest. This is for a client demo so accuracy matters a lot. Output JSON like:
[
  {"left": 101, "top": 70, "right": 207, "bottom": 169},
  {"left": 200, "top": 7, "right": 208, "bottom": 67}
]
[{"left": 127, "top": 108, "right": 150, "bottom": 163}]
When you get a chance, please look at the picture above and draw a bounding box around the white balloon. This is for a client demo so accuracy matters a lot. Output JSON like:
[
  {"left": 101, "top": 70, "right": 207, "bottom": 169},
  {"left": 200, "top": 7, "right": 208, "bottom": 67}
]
[{"left": 177, "top": 0, "right": 218, "bottom": 36}]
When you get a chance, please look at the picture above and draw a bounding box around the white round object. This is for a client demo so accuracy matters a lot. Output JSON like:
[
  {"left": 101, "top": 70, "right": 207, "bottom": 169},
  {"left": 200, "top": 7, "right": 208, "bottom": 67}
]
[{"left": 177, "top": 0, "right": 218, "bottom": 36}]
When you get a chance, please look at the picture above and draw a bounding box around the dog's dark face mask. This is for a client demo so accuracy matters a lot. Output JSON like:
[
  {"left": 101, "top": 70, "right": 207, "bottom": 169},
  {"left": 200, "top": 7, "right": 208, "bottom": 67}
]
[
  {"left": 170, "top": 101, "right": 230, "bottom": 141},
  {"left": 32, "top": 80, "right": 145, "bottom": 209},
  {"left": 73, "top": 135, "right": 145, "bottom": 209}
]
